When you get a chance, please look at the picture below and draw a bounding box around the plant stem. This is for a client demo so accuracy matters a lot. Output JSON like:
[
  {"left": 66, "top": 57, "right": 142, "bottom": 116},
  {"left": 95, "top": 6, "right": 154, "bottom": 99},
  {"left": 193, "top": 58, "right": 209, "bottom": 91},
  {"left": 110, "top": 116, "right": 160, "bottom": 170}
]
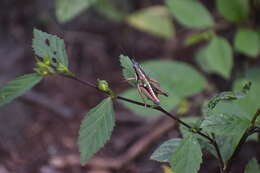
[
  {"left": 224, "top": 109, "right": 260, "bottom": 173},
  {"left": 66, "top": 75, "right": 98, "bottom": 90},
  {"left": 64, "top": 76, "right": 225, "bottom": 172}
]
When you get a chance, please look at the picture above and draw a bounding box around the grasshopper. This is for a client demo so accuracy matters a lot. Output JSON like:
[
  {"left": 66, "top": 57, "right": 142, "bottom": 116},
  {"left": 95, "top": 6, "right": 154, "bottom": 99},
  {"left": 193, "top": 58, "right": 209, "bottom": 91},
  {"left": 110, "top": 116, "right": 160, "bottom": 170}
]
[{"left": 128, "top": 59, "right": 168, "bottom": 105}]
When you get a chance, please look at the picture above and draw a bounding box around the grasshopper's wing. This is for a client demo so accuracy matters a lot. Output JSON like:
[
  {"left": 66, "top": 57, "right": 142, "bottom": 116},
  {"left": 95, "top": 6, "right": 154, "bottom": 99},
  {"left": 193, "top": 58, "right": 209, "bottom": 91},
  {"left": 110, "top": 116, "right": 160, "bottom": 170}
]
[{"left": 149, "top": 80, "right": 168, "bottom": 97}]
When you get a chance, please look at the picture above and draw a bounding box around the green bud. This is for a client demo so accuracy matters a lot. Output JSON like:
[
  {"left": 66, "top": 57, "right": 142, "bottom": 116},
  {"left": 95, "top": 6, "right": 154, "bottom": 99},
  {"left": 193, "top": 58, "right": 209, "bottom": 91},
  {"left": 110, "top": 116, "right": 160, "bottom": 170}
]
[
  {"left": 43, "top": 56, "right": 51, "bottom": 65},
  {"left": 97, "top": 79, "right": 109, "bottom": 92},
  {"left": 97, "top": 79, "right": 116, "bottom": 98},
  {"left": 57, "top": 63, "right": 74, "bottom": 76}
]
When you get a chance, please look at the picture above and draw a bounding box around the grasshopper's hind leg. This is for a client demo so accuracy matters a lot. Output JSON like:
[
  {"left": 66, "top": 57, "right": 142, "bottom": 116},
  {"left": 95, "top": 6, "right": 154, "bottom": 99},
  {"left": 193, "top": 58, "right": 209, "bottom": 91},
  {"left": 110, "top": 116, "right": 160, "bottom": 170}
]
[{"left": 137, "top": 85, "right": 147, "bottom": 107}]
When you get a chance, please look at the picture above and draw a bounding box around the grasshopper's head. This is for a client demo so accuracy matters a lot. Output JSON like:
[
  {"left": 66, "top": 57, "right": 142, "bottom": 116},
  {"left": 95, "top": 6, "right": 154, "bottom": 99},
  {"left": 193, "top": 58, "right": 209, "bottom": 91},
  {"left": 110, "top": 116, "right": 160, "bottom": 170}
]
[
  {"left": 130, "top": 58, "right": 139, "bottom": 68},
  {"left": 131, "top": 58, "right": 141, "bottom": 69}
]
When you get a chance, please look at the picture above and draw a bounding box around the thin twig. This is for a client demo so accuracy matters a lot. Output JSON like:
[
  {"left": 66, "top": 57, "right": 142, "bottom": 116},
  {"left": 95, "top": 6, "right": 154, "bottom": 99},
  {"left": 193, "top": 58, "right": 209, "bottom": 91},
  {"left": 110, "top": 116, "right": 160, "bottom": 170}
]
[{"left": 66, "top": 75, "right": 98, "bottom": 90}]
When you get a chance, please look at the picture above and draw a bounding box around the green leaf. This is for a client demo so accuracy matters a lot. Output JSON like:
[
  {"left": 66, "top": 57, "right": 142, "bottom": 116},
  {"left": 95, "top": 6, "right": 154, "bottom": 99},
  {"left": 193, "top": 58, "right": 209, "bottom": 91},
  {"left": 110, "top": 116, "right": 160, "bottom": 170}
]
[
  {"left": 119, "top": 55, "right": 136, "bottom": 86},
  {"left": 234, "top": 28, "right": 260, "bottom": 57},
  {"left": 205, "top": 81, "right": 251, "bottom": 113},
  {"left": 0, "top": 73, "right": 43, "bottom": 107},
  {"left": 185, "top": 30, "right": 215, "bottom": 46},
  {"left": 78, "top": 98, "right": 115, "bottom": 164},
  {"left": 216, "top": 0, "right": 249, "bottom": 22},
  {"left": 32, "top": 28, "right": 69, "bottom": 67},
  {"left": 232, "top": 68, "right": 260, "bottom": 119},
  {"left": 55, "top": 0, "right": 96, "bottom": 23},
  {"left": 195, "top": 47, "right": 213, "bottom": 73},
  {"left": 166, "top": 0, "right": 214, "bottom": 29},
  {"left": 150, "top": 138, "right": 181, "bottom": 162},
  {"left": 170, "top": 135, "right": 202, "bottom": 173},
  {"left": 201, "top": 113, "right": 251, "bottom": 136},
  {"left": 196, "top": 36, "right": 233, "bottom": 79},
  {"left": 136, "top": 60, "right": 207, "bottom": 98},
  {"left": 126, "top": 6, "right": 175, "bottom": 39},
  {"left": 179, "top": 118, "right": 234, "bottom": 161},
  {"left": 120, "top": 60, "right": 206, "bottom": 116},
  {"left": 94, "top": 0, "right": 126, "bottom": 22},
  {"left": 201, "top": 110, "right": 251, "bottom": 161},
  {"left": 245, "top": 158, "right": 260, "bottom": 173},
  {"left": 179, "top": 117, "right": 204, "bottom": 138}
]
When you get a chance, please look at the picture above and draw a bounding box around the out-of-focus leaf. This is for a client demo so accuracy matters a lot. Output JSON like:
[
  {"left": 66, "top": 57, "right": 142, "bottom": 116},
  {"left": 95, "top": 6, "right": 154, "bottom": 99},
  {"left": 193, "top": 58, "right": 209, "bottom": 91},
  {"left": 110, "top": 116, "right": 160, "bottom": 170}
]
[
  {"left": 176, "top": 99, "right": 189, "bottom": 115},
  {"left": 195, "top": 47, "right": 213, "bottom": 73},
  {"left": 170, "top": 135, "right": 202, "bottom": 173},
  {"left": 138, "top": 60, "right": 207, "bottom": 98},
  {"left": 78, "top": 98, "right": 115, "bottom": 164},
  {"left": 126, "top": 6, "right": 174, "bottom": 39},
  {"left": 55, "top": 0, "right": 96, "bottom": 23},
  {"left": 166, "top": 0, "right": 214, "bottom": 29},
  {"left": 234, "top": 28, "right": 260, "bottom": 57},
  {"left": 32, "top": 28, "right": 69, "bottom": 67},
  {"left": 0, "top": 73, "right": 43, "bottom": 107},
  {"left": 95, "top": 0, "right": 126, "bottom": 22},
  {"left": 151, "top": 138, "right": 181, "bottom": 162},
  {"left": 245, "top": 158, "right": 260, "bottom": 173},
  {"left": 196, "top": 36, "right": 233, "bottom": 79},
  {"left": 120, "top": 60, "right": 206, "bottom": 116},
  {"left": 216, "top": 0, "right": 249, "bottom": 22},
  {"left": 185, "top": 30, "right": 215, "bottom": 46}
]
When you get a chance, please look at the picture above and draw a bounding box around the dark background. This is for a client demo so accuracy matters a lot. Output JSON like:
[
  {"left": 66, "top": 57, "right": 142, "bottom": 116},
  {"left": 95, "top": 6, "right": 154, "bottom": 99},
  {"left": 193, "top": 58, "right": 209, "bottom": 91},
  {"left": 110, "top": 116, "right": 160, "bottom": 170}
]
[{"left": 0, "top": 0, "right": 259, "bottom": 173}]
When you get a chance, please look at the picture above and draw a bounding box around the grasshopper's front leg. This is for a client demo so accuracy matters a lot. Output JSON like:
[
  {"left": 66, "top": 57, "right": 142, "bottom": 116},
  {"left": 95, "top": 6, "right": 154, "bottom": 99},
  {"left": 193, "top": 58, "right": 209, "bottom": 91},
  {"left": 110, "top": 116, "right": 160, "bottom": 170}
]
[{"left": 126, "top": 77, "right": 136, "bottom": 81}]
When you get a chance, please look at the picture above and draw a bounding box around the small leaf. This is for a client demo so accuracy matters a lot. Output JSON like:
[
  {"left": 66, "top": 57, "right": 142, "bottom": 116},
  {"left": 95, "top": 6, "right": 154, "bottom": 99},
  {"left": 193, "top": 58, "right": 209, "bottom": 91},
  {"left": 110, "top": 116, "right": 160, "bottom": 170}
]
[
  {"left": 78, "top": 98, "right": 115, "bottom": 164},
  {"left": 206, "top": 81, "right": 251, "bottom": 112},
  {"left": 166, "top": 0, "right": 214, "bottom": 29},
  {"left": 234, "top": 28, "right": 260, "bottom": 57},
  {"left": 126, "top": 6, "right": 175, "bottom": 39},
  {"left": 33, "top": 28, "right": 69, "bottom": 67},
  {"left": 55, "top": 0, "right": 96, "bottom": 23},
  {"left": 233, "top": 68, "right": 260, "bottom": 119},
  {"left": 245, "top": 158, "right": 260, "bottom": 173},
  {"left": 170, "top": 135, "right": 202, "bottom": 173},
  {"left": 216, "top": 0, "right": 249, "bottom": 22},
  {"left": 185, "top": 30, "right": 215, "bottom": 46},
  {"left": 119, "top": 54, "right": 137, "bottom": 86},
  {"left": 151, "top": 138, "right": 181, "bottom": 162},
  {"left": 120, "top": 60, "right": 206, "bottom": 116},
  {"left": 197, "top": 36, "right": 233, "bottom": 79},
  {"left": 0, "top": 73, "right": 43, "bottom": 107}
]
